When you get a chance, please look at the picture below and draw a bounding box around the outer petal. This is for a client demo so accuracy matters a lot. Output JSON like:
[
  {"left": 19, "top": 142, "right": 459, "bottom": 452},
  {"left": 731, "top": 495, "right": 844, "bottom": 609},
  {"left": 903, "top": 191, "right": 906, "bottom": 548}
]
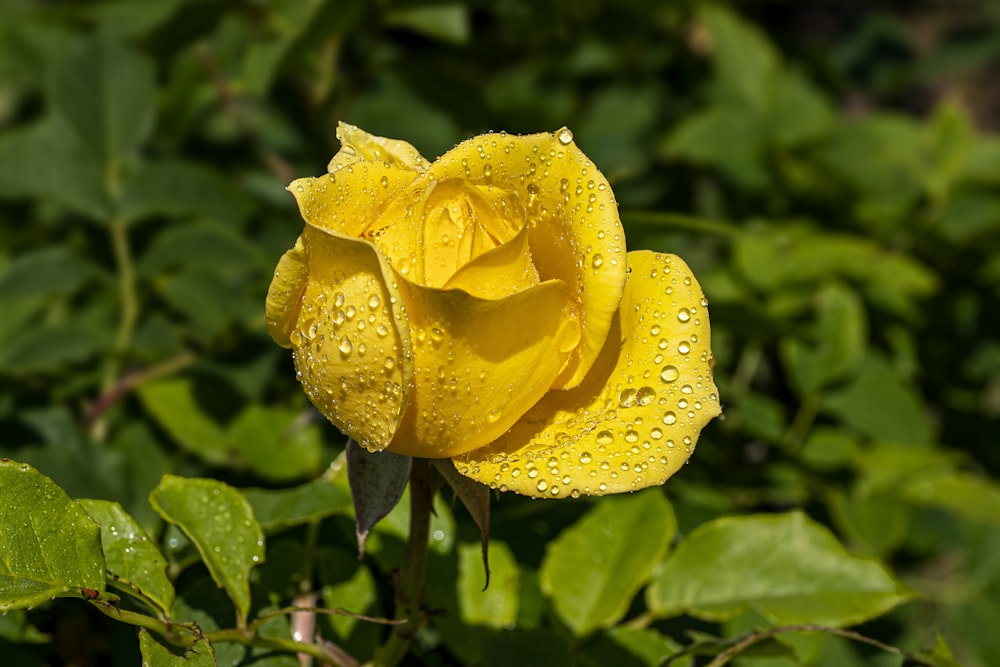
[
  {"left": 288, "top": 123, "right": 427, "bottom": 237},
  {"left": 387, "top": 276, "right": 582, "bottom": 459},
  {"left": 289, "top": 225, "right": 414, "bottom": 453},
  {"left": 428, "top": 128, "right": 626, "bottom": 389},
  {"left": 454, "top": 251, "right": 721, "bottom": 498},
  {"left": 442, "top": 224, "right": 539, "bottom": 299},
  {"left": 265, "top": 235, "right": 308, "bottom": 348}
]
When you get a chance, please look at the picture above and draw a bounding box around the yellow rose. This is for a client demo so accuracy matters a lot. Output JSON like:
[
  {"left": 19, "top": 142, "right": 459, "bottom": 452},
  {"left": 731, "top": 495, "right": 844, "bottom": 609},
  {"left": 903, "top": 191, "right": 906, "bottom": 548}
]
[{"left": 266, "top": 123, "right": 720, "bottom": 498}]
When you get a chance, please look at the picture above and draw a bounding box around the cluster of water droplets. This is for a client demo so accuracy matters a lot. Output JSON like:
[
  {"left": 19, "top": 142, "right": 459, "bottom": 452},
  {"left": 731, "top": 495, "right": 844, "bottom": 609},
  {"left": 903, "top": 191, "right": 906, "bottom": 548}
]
[
  {"left": 292, "top": 274, "right": 409, "bottom": 453},
  {"left": 455, "top": 253, "right": 720, "bottom": 498}
]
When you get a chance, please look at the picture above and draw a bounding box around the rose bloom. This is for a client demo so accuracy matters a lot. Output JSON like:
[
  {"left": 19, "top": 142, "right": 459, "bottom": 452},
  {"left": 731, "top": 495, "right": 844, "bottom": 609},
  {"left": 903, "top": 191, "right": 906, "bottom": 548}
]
[{"left": 267, "top": 123, "right": 720, "bottom": 498}]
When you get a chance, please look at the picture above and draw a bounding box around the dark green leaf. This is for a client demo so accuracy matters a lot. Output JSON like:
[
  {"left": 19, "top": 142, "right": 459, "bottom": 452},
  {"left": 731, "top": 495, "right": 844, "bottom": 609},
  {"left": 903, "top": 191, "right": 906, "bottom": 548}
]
[
  {"left": 902, "top": 471, "right": 1000, "bottom": 524},
  {"left": 0, "top": 247, "right": 102, "bottom": 300},
  {"left": 434, "top": 459, "right": 491, "bottom": 582},
  {"left": 138, "top": 628, "right": 216, "bottom": 667},
  {"left": 120, "top": 160, "right": 255, "bottom": 225},
  {"left": 137, "top": 379, "right": 230, "bottom": 464},
  {"left": 50, "top": 33, "right": 156, "bottom": 166},
  {"left": 0, "top": 460, "right": 105, "bottom": 611},
  {"left": 540, "top": 490, "right": 675, "bottom": 636},
  {"left": 242, "top": 466, "right": 352, "bottom": 534},
  {"left": 457, "top": 540, "right": 518, "bottom": 627},
  {"left": 149, "top": 476, "right": 265, "bottom": 624},
  {"left": 346, "top": 439, "right": 412, "bottom": 559}
]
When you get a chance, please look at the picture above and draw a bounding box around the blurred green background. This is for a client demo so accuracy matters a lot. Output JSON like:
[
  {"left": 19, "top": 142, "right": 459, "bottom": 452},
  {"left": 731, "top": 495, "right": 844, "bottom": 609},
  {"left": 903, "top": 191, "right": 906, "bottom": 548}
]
[{"left": 2, "top": 1, "right": 1000, "bottom": 665}]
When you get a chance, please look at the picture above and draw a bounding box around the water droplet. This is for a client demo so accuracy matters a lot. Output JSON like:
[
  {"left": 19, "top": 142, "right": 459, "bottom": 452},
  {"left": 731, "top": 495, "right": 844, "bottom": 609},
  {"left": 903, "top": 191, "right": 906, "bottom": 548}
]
[
  {"left": 636, "top": 386, "right": 656, "bottom": 405},
  {"left": 592, "top": 254, "right": 604, "bottom": 269},
  {"left": 677, "top": 308, "right": 691, "bottom": 323},
  {"left": 376, "top": 323, "right": 389, "bottom": 337},
  {"left": 369, "top": 294, "right": 381, "bottom": 309},
  {"left": 338, "top": 337, "right": 353, "bottom": 355},
  {"left": 662, "top": 411, "right": 677, "bottom": 425},
  {"left": 430, "top": 327, "right": 445, "bottom": 343},
  {"left": 334, "top": 292, "right": 345, "bottom": 308},
  {"left": 650, "top": 324, "right": 661, "bottom": 336},
  {"left": 557, "top": 127, "right": 574, "bottom": 145},
  {"left": 660, "top": 365, "right": 679, "bottom": 383},
  {"left": 624, "top": 430, "right": 639, "bottom": 443},
  {"left": 681, "top": 384, "right": 694, "bottom": 394},
  {"left": 384, "top": 356, "right": 395, "bottom": 370},
  {"left": 596, "top": 431, "right": 613, "bottom": 445},
  {"left": 619, "top": 387, "right": 637, "bottom": 408},
  {"left": 536, "top": 479, "right": 549, "bottom": 492},
  {"left": 483, "top": 164, "right": 493, "bottom": 179},
  {"left": 486, "top": 408, "right": 501, "bottom": 424},
  {"left": 650, "top": 427, "right": 663, "bottom": 439},
  {"left": 579, "top": 452, "right": 593, "bottom": 464},
  {"left": 678, "top": 341, "right": 691, "bottom": 355}
]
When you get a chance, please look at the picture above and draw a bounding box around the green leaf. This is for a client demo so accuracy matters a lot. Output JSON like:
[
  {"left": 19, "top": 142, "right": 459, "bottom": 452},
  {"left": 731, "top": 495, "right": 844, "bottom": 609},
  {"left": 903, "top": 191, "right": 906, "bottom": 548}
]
[
  {"left": 347, "top": 440, "right": 412, "bottom": 559},
  {"left": 0, "top": 610, "right": 48, "bottom": 644},
  {"left": 137, "top": 379, "right": 229, "bottom": 464},
  {"left": 0, "top": 247, "right": 102, "bottom": 301},
  {"left": 138, "top": 628, "right": 216, "bottom": 667},
  {"left": 435, "top": 460, "right": 491, "bottom": 582},
  {"left": 781, "top": 283, "right": 867, "bottom": 395},
  {"left": 457, "top": 540, "right": 518, "bottom": 628},
  {"left": 827, "top": 490, "right": 909, "bottom": 558},
  {"left": 0, "top": 323, "right": 106, "bottom": 375},
  {"left": 0, "top": 460, "right": 106, "bottom": 611},
  {"left": 647, "top": 511, "right": 905, "bottom": 626},
  {"left": 384, "top": 4, "right": 470, "bottom": 45},
  {"left": 149, "top": 476, "right": 264, "bottom": 624},
  {"left": 78, "top": 499, "right": 175, "bottom": 616},
  {"left": 0, "top": 120, "right": 109, "bottom": 219},
  {"left": 823, "top": 353, "right": 933, "bottom": 446},
  {"left": 138, "top": 224, "right": 261, "bottom": 275},
  {"left": 50, "top": 33, "right": 156, "bottom": 167},
  {"left": 120, "top": 160, "right": 255, "bottom": 226},
  {"left": 540, "top": 490, "right": 676, "bottom": 636},
  {"left": 242, "top": 468, "right": 352, "bottom": 534},
  {"left": 226, "top": 406, "right": 323, "bottom": 481},
  {"left": 698, "top": 4, "right": 778, "bottom": 111},
  {"left": 902, "top": 471, "right": 1000, "bottom": 524},
  {"left": 663, "top": 107, "right": 768, "bottom": 189}
]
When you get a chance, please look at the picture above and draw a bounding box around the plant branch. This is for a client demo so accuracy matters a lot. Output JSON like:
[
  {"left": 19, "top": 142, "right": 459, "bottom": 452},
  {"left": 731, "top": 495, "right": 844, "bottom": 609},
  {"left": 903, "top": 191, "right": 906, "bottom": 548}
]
[
  {"left": 621, "top": 211, "right": 742, "bottom": 237},
  {"left": 368, "top": 459, "right": 433, "bottom": 667}
]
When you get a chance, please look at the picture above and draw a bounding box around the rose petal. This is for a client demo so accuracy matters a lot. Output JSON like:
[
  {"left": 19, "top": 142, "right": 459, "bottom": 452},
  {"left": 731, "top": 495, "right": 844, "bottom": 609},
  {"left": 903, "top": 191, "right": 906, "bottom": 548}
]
[
  {"left": 442, "top": 224, "right": 539, "bottom": 299},
  {"left": 288, "top": 124, "right": 427, "bottom": 238},
  {"left": 453, "top": 250, "right": 721, "bottom": 498},
  {"left": 387, "top": 276, "right": 582, "bottom": 459},
  {"left": 265, "top": 235, "right": 309, "bottom": 348},
  {"left": 289, "top": 226, "right": 414, "bottom": 453},
  {"left": 328, "top": 122, "right": 430, "bottom": 173},
  {"left": 427, "top": 128, "right": 627, "bottom": 389}
]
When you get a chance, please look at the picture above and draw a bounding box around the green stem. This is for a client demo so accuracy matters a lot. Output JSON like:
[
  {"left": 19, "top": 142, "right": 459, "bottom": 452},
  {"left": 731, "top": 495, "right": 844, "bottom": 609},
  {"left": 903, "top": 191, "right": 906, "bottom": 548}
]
[
  {"left": 782, "top": 394, "right": 820, "bottom": 452},
  {"left": 368, "top": 459, "right": 433, "bottom": 667},
  {"left": 207, "top": 629, "right": 357, "bottom": 667},
  {"left": 620, "top": 211, "right": 742, "bottom": 237},
  {"left": 89, "top": 601, "right": 197, "bottom": 648},
  {"left": 93, "top": 215, "right": 138, "bottom": 442}
]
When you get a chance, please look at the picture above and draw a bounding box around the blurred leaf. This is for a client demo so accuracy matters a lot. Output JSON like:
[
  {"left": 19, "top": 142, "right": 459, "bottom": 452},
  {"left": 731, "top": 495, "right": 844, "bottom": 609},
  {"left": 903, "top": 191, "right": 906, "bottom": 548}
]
[
  {"left": 242, "top": 468, "right": 352, "bottom": 534},
  {"left": 902, "top": 471, "right": 1000, "bottom": 524},
  {"left": 663, "top": 107, "right": 767, "bottom": 189},
  {"left": 798, "top": 428, "right": 861, "bottom": 470},
  {"left": 435, "top": 460, "right": 491, "bottom": 581},
  {"left": 0, "top": 323, "right": 106, "bottom": 375},
  {"left": 158, "top": 269, "right": 236, "bottom": 339},
  {"left": 78, "top": 499, "right": 175, "bottom": 616},
  {"left": 149, "top": 476, "right": 265, "bottom": 625},
  {"left": 0, "top": 120, "right": 109, "bottom": 219},
  {"left": 138, "top": 628, "right": 216, "bottom": 666},
  {"left": 0, "top": 460, "right": 105, "bottom": 611},
  {"left": 0, "top": 610, "right": 48, "bottom": 644},
  {"left": 137, "top": 378, "right": 230, "bottom": 464},
  {"left": 346, "top": 440, "right": 411, "bottom": 559},
  {"left": 50, "top": 32, "right": 156, "bottom": 167},
  {"left": 698, "top": 4, "right": 778, "bottom": 111},
  {"left": 139, "top": 224, "right": 260, "bottom": 274},
  {"left": 319, "top": 547, "right": 381, "bottom": 645},
  {"left": 647, "top": 511, "right": 904, "bottom": 626},
  {"left": 384, "top": 4, "right": 470, "bottom": 45},
  {"left": 936, "top": 190, "right": 1000, "bottom": 242},
  {"left": 227, "top": 406, "right": 323, "bottom": 481},
  {"left": 823, "top": 353, "right": 933, "bottom": 446},
  {"left": 730, "top": 392, "right": 787, "bottom": 444},
  {"left": 827, "top": 490, "right": 909, "bottom": 558},
  {"left": 576, "top": 85, "right": 659, "bottom": 180},
  {"left": 781, "top": 283, "right": 867, "bottom": 395},
  {"left": 768, "top": 69, "right": 834, "bottom": 147},
  {"left": 540, "top": 490, "right": 675, "bottom": 636},
  {"left": 120, "top": 160, "right": 255, "bottom": 225},
  {"left": 0, "top": 247, "right": 102, "bottom": 300},
  {"left": 457, "top": 540, "right": 518, "bottom": 627}
]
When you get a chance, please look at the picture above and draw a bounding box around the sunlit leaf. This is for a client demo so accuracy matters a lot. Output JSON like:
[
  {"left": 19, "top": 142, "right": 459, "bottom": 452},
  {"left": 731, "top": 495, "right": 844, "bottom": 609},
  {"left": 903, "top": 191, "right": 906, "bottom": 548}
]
[
  {"left": 149, "top": 476, "right": 265, "bottom": 625},
  {"left": 0, "top": 460, "right": 105, "bottom": 612}
]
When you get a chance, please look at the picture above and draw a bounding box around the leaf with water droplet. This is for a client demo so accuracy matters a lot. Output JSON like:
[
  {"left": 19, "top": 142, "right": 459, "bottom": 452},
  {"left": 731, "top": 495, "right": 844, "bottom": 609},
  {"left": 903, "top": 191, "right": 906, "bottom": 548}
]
[
  {"left": 149, "top": 476, "right": 265, "bottom": 626},
  {"left": 0, "top": 460, "right": 106, "bottom": 612},
  {"left": 646, "top": 511, "right": 906, "bottom": 626},
  {"left": 454, "top": 251, "right": 720, "bottom": 498},
  {"left": 79, "top": 499, "right": 174, "bottom": 617},
  {"left": 540, "top": 490, "right": 675, "bottom": 636},
  {"left": 347, "top": 440, "right": 412, "bottom": 559}
]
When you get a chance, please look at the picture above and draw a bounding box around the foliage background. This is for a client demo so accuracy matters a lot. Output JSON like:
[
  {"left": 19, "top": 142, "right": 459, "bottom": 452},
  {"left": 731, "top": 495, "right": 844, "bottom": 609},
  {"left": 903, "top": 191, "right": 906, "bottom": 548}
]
[{"left": 1, "top": 0, "right": 999, "bottom": 665}]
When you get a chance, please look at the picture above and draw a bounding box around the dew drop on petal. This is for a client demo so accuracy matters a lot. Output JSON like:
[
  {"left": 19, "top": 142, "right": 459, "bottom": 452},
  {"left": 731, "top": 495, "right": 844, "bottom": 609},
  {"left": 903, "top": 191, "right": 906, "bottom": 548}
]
[
  {"left": 660, "top": 365, "right": 679, "bottom": 383},
  {"left": 677, "top": 308, "right": 691, "bottom": 323},
  {"left": 338, "top": 337, "right": 353, "bottom": 355},
  {"left": 557, "top": 128, "right": 574, "bottom": 145}
]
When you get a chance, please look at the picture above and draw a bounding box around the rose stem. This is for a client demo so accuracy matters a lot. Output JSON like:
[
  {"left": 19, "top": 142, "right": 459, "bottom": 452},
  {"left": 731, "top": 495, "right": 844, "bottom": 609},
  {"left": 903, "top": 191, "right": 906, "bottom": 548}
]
[{"left": 369, "top": 459, "right": 432, "bottom": 667}]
